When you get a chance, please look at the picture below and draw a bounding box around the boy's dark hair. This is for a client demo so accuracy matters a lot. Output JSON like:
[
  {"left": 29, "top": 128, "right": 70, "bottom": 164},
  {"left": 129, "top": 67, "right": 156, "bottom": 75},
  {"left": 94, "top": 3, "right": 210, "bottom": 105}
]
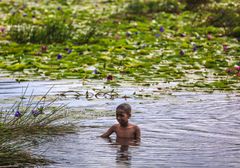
[{"left": 116, "top": 103, "right": 131, "bottom": 116}]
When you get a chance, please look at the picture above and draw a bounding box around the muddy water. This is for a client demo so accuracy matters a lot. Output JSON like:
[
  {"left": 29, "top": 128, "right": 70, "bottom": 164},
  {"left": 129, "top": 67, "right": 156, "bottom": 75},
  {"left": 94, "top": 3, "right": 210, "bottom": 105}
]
[{"left": 1, "top": 79, "right": 240, "bottom": 168}]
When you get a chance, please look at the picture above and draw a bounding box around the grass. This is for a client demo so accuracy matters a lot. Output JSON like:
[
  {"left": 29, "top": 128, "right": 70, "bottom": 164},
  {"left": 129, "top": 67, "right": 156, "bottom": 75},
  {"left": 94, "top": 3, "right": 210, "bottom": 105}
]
[{"left": 0, "top": 85, "right": 76, "bottom": 167}]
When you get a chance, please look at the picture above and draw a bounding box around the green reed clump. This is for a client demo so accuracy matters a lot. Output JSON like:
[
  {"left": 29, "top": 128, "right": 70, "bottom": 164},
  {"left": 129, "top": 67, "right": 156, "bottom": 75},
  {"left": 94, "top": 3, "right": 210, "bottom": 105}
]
[
  {"left": 72, "top": 20, "right": 98, "bottom": 45},
  {"left": 57, "top": 0, "right": 68, "bottom": 5},
  {"left": 0, "top": 85, "right": 76, "bottom": 167},
  {"left": 183, "top": 0, "right": 221, "bottom": 11},
  {"left": 125, "top": 0, "right": 181, "bottom": 15},
  {"left": 1, "top": 87, "right": 67, "bottom": 128},
  {"left": 0, "top": 145, "right": 52, "bottom": 167},
  {"left": 126, "top": 0, "right": 146, "bottom": 14},
  {"left": 7, "top": 13, "right": 33, "bottom": 25},
  {"left": 157, "top": 0, "right": 181, "bottom": 13},
  {"left": 9, "top": 17, "right": 72, "bottom": 44},
  {"left": 206, "top": 6, "right": 240, "bottom": 36}
]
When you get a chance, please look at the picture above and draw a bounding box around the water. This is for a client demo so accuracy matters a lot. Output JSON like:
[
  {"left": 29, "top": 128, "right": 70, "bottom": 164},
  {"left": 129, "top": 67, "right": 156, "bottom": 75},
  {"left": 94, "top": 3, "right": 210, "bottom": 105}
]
[{"left": 1, "top": 79, "right": 240, "bottom": 168}]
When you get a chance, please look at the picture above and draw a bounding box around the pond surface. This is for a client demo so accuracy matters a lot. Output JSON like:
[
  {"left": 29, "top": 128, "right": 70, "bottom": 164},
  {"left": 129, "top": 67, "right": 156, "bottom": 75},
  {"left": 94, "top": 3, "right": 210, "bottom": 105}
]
[{"left": 1, "top": 79, "right": 240, "bottom": 168}]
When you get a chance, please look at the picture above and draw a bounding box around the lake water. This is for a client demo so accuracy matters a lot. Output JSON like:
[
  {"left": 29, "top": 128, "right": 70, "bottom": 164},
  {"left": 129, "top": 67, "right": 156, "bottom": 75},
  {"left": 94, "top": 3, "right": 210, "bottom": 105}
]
[{"left": 1, "top": 79, "right": 240, "bottom": 168}]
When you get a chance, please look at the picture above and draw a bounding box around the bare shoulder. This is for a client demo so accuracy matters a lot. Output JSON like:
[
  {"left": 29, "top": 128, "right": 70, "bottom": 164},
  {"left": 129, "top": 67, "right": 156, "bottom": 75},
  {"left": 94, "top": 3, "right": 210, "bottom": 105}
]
[
  {"left": 134, "top": 125, "right": 140, "bottom": 131},
  {"left": 111, "top": 124, "right": 118, "bottom": 130},
  {"left": 129, "top": 123, "right": 140, "bottom": 130}
]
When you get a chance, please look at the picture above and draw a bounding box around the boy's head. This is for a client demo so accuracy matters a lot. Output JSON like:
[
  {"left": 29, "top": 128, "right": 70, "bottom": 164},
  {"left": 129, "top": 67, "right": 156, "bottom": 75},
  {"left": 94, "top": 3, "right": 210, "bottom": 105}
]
[
  {"left": 116, "top": 103, "right": 131, "bottom": 117},
  {"left": 116, "top": 103, "right": 131, "bottom": 126}
]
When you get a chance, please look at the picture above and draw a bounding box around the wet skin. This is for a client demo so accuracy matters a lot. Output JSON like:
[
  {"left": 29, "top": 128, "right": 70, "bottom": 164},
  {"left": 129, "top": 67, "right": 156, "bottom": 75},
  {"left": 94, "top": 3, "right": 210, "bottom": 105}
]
[{"left": 100, "top": 110, "right": 141, "bottom": 141}]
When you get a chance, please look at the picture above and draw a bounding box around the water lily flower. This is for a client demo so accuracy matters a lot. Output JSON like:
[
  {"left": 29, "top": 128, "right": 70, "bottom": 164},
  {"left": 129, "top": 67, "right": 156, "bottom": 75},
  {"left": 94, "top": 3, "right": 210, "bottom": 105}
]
[
  {"left": 235, "top": 66, "right": 240, "bottom": 71},
  {"left": 67, "top": 49, "right": 72, "bottom": 54},
  {"left": 32, "top": 110, "right": 41, "bottom": 117},
  {"left": 14, "top": 111, "right": 21, "bottom": 117},
  {"left": 57, "top": 54, "right": 62, "bottom": 59},
  {"left": 0, "top": 27, "right": 5, "bottom": 33},
  {"left": 93, "top": 69, "right": 99, "bottom": 74},
  {"left": 226, "top": 68, "right": 235, "bottom": 74},
  {"left": 160, "top": 26, "right": 164, "bottom": 32},
  {"left": 126, "top": 31, "right": 131, "bottom": 37},
  {"left": 193, "top": 44, "right": 197, "bottom": 52},
  {"left": 207, "top": 34, "right": 213, "bottom": 40},
  {"left": 223, "top": 44, "right": 228, "bottom": 52},
  {"left": 180, "top": 33, "right": 186, "bottom": 37},
  {"left": 107, "top": 75, "right": 113, "bottom": 81},
  {"left": 41, "top": 45, "right": 48, "bottom": 52},
  {"left": 179, "top": 50, "right": 185, "bottom": 56}
]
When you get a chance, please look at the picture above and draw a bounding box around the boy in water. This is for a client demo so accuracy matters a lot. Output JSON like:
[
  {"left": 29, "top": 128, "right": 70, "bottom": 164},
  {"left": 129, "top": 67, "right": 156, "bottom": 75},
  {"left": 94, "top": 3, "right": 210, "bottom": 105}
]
[{"left": 100, "top": 103, "right": 141, "bottom": 141}]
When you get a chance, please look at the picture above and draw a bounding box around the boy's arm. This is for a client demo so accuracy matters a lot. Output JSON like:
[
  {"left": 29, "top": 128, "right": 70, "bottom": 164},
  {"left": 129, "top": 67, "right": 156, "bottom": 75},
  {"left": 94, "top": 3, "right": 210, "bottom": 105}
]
[
  {"left": 100, "top": 125, "right": 115, "bottom": 138},
  {"left": 135, "top": 126, "right": 141, "bottom": 141}
]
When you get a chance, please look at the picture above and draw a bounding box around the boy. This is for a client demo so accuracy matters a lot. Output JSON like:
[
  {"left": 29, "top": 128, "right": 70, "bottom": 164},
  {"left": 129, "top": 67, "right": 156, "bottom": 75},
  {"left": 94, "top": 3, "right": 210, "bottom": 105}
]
[{"left": 100, "top": 103, "right": 141, "bottom": 141}]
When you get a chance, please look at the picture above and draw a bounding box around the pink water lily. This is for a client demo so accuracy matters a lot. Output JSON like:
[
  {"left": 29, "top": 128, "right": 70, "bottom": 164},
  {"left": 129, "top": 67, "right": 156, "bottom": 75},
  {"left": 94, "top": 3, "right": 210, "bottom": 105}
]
[
  {"left": 226, "top": 68, "right": 235, "bottom": 74},
  {"left": 207, "top": 34, "right": 213, "bottom": 40},
  {"left": 235, "top": 66, "right": 240, "bottom": 71},
  {"left": 107, "top": 75, "right": 113, "bottom": 81},
  {"left": 41, "top": 45, "right": 48, "bottom": 52},
  {"left": 0, "top": 27, "right": 5, "bottom": 33},
  {"left": 223, "top": 44, "right": 228, "bottom": 52}
]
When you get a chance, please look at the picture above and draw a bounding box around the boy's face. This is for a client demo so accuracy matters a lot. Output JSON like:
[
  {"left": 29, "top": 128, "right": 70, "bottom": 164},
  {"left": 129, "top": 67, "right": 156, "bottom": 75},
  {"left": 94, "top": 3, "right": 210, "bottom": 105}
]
[{"left": 116, "top": 110, "right": 130, "bottom": 126}]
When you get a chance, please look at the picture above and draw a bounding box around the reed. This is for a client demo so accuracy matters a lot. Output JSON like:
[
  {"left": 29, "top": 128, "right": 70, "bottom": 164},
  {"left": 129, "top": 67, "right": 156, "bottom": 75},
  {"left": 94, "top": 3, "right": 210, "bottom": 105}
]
[{"left": 0, "top": 85, "right": 76, "bottom": 167}]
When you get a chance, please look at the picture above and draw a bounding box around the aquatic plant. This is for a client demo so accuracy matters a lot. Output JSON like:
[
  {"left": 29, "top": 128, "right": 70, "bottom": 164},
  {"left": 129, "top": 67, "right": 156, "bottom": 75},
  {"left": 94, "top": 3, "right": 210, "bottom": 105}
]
[
  {"left": 9, "top": 17, "right": 72, "bottom": 44},
  {"left": 206, "top": 6, "right": 240, "bottom": 36},
  {"left": 0, "top": 85, "right": 75, "bottom": 166},
  {"left": 0, "top": 0, "right": 240, "bottom": 91},
  {"left": 226, "top": 65, "right": 240, "bottom": 77},
  {"left": 157, "top": 0, "right": 182, "bottom": 13},
  {"left": 183, "top": 0, "right": 219, "bottom": 11},
  {"left": 72, "top": 20, "right": 98, "bottom": 45},
  {"left": 125, "top": 0, "right": 181, "bottom": 15}
]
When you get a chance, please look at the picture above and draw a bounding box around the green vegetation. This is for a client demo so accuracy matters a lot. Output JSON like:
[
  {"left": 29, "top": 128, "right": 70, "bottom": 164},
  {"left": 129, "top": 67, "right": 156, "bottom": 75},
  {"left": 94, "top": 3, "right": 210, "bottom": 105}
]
[
  {"left": 0, "top": 0, "right": 240, "bottom": 91},
  {"left": 0, "top": 86, "right": 76, "bottom": 166},
  {"left": 1, "top": 0, "right": 240, "bottom": 166}
]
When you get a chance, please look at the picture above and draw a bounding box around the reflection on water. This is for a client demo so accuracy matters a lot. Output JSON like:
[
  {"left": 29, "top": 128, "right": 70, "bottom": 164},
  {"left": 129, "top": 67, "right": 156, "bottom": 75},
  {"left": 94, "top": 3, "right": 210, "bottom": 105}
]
[
  {"left": 1, "top": 79, "right": 240, "bottom": 167},
  {"left": 104, "top": 137, "right": 140, "bottom": 166},
  {"left": 116, "top": 144, "right": 131, "bottom": 165}
]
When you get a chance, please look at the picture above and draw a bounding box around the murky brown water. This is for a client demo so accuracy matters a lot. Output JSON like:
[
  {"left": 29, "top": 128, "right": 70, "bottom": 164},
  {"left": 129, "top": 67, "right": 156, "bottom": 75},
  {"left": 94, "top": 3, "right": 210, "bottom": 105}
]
[{"left": 1, "top": 79, "right": 240, "bottom": 168}]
